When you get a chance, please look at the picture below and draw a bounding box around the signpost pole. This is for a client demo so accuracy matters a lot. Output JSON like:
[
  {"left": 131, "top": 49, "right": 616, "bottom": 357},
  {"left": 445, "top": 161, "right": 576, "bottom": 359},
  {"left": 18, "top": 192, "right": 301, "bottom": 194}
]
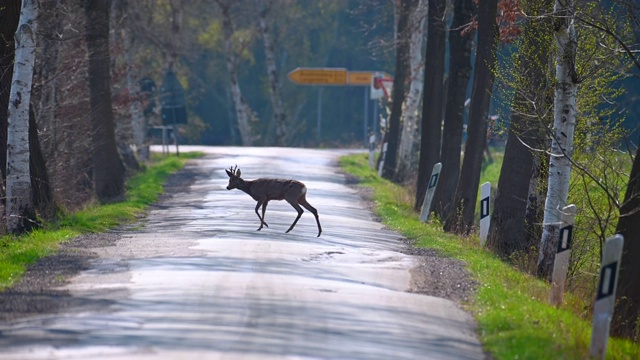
[
  {"left": 317, "top": 88, "right": 323, "bottom": 142},
  {"left": 364, "top": 86, "right": 369, "bottom": 147}
]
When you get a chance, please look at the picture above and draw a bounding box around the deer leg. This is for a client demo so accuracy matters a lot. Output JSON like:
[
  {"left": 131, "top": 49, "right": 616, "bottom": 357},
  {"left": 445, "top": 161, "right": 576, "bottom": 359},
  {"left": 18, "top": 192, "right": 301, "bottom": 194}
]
[
  {"left": 261, "top": 201, "right": 269, "bottom": 228},
  {"left": 285, "top": 199, "right": 304, "bottom": 234},
  {"left": 255, "top": 200, "right": 266, "bottom": 231},
  {"left": 299, "top": 196, "right": 322, "bottom": 237}
]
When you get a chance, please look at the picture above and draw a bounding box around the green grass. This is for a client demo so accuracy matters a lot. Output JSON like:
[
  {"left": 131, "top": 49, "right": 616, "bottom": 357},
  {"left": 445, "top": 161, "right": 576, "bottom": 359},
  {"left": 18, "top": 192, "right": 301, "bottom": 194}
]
[
  {"left": 0, "top": 152, "right": 203, "bottom": 290},
  {"left": 339, "top": 152, "right": 640, "bottom": 360}
]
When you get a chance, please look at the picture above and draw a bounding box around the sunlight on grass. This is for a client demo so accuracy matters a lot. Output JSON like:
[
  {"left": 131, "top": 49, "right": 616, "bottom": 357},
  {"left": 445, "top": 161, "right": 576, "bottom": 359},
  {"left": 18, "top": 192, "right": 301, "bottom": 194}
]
[
  {"left": 339, "top": 152, "right": 640, "bottom": 360},
  {"left": 0, "top": 152, "right": 203, "bottom": 290}
]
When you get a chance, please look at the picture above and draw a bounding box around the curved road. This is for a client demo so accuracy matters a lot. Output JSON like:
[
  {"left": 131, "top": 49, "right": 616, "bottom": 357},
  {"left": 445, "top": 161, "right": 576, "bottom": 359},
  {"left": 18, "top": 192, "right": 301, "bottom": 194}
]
[{"left": 0, "top": 146, "right": 484, "bottom": 359}]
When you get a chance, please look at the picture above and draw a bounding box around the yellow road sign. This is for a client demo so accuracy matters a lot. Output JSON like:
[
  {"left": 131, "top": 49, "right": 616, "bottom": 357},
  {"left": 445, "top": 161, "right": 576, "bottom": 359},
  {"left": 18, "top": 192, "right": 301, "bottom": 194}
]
[
  {"left": 347, "top": 71, "right": 373, "bottom": 86},
  {"left": 287, "top": 67, "right": 348, "bottom": 85},
  {"left": 348, "top": 71, "right": 392, "bottom": 86}
]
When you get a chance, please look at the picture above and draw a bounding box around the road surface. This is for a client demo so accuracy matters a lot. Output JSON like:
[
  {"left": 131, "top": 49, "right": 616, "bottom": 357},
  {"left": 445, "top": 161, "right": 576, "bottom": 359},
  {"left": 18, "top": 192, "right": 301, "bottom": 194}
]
[{"left": 0, "top": 146, "right": 484, "bottom": 359}]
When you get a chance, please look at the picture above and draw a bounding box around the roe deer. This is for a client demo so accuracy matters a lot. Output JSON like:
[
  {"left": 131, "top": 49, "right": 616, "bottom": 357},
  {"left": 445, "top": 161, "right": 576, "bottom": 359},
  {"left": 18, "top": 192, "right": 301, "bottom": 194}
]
[{"left": 225, "top": 165, "right": 322, "bottom": 237}]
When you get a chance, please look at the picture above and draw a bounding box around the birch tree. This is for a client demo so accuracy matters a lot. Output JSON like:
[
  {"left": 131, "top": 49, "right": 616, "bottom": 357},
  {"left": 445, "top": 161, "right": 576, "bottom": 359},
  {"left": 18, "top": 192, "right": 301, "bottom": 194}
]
[
  {"left": 396, "top": 0, "right": 427, "bottom": 181},
  {"left": 216, "top": 0, "right": 254, "bottom": 146},
  {"left": 257, "top": 0, "right": 287, "bottom": 146},
  {"left": 5, "top": 0, "right": 39, "bottom": 233},
  {"left": 537, "top": 0, "right": 578, "bottom": 278}
]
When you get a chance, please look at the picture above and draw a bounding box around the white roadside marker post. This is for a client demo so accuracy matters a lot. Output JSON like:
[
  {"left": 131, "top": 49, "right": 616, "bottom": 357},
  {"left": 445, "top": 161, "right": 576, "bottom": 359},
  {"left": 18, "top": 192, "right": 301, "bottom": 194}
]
[
  {"left": 479, "top": 182, "right": 491, "bottom": 246},
  {"left": 589, "top": 234, "right": 624, "bottom": 359},
  {"left": 377, "top": 142, "right": 388, "bottom": 177},
  {"left": 419, "top": 162, "right": 442, "bottom": 222},
  {"left": 368, "top": 132, "right": 376, "bottom": 169},
  {"left": 549, "top": 204, "right": 577, "bottom": 306}
]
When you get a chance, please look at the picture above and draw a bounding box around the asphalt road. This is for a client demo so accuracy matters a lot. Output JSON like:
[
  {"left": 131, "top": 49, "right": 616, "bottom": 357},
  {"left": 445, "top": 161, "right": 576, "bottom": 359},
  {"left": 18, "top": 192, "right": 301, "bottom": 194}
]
[{"left": 0, "top": 146, "right": 484, "bottom": 359}]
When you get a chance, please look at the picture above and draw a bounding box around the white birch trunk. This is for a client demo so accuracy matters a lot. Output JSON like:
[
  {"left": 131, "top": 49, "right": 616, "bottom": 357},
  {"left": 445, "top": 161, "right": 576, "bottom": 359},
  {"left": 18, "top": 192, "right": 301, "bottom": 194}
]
[
  {"left": 258, "top": 1, "right": 287, "bottom": 146},
  {"left": 537, "top": 0, "right": 578, "bottom": 277},
  {"left": 397, "top": 0, "right": 427, "bottom": 177},
  {"left": 221, "top": 3, "right": 253, "bottom": 146},
  {"left": 6, "top": 0, "right": 38, "bottom": 233}
]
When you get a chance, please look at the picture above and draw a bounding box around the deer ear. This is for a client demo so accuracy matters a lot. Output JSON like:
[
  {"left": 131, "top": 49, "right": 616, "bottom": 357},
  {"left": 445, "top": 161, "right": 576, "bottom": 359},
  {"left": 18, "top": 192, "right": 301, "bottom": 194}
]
[
  {"left": 225, "top": 169, "right": 232, "bottom": 177},
  {"left": 236, "top": 169, "right": 241, "bottom": 177}
]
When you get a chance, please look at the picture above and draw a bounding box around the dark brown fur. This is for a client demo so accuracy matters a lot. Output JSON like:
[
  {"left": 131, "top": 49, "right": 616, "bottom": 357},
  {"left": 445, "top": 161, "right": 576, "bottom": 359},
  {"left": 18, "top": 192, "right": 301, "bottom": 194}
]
[{"left": 225, "top": 166, "right": 322, "bottom": 237}]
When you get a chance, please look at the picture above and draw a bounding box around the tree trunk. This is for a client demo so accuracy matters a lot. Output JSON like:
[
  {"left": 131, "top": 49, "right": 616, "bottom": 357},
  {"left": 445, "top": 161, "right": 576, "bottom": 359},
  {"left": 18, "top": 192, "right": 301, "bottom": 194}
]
[
  {"left": 414, "top": 0, "right": 446, "bottom": 211},
  {"left": 431, "top": 0, "right": 475, "bottom": 221},
  {"left": 258, "top": 1, "right": 287, "bottom": 146},
  {"left": 85, "top": 0, "right": 125, "bottom": 203},
  {"left": 444, "top": 0, "right": 498, "bottom": 233},
  {"left": 487, "top": 0, "right": 553, "bottom": 256},
  {"left": 6, "top": 0, "right": 38, "bottom": 234},
  {"left": 29, "top": 106, "right": 56, "bottom": 221},
  {"left": 218, "top": 0, "right": 253, "bottom": 146},
  {"left": 381, "top": 0, "right": 415, "bottom": 180},
  {"left": 396, "top": 0, "right": 427, "bottom": 182},
  {"left": 537, "top": 0, "right": 578, "bottom": 279},
  {"left": 612, "top": 136, "right": 640, "bottom": 341},
  {"left": 0, "top": 0, "right": 21, "bottom": 182}
]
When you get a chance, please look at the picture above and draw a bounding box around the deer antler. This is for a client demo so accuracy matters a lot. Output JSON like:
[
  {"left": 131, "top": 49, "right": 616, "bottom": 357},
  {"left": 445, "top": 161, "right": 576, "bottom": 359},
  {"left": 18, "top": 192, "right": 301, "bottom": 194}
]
[{"left": 228, "top": 165, "right": 238, "bottom": 176}]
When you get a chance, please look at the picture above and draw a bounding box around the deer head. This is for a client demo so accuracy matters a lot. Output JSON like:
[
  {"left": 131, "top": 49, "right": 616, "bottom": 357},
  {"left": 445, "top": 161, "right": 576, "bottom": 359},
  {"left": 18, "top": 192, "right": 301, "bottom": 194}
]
[{"left": 225, "top": 165, "right": 242, "bottom": 190}]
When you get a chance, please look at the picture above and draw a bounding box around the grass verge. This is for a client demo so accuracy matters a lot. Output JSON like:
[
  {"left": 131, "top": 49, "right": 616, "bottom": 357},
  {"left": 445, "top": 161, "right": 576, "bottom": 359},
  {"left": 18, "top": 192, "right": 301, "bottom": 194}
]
[
  {"left": 339, "top": 152, "right": 640, "bottom": 360},
  {"left": 0, "top": 152, "right": 203, "bottom": 290}
]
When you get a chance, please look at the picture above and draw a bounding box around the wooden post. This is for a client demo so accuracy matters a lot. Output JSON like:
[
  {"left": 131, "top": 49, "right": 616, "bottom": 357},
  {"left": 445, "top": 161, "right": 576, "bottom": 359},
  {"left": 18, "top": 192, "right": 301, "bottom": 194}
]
[
  {"left": 549, "top": 204, "right": 577, "bottom": 305},
  {"left": 419, "top": 162, "right": 442, "bottom": 222},
  {"left": 479, "top": 182, "right": 491, "bottom": 246},
  {"left": 589, "top": 234, "right": 624, "bottom": 359}
]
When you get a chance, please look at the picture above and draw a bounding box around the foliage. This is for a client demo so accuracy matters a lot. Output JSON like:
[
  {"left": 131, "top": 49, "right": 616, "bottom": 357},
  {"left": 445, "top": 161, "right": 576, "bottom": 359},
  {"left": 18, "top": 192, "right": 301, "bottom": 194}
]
[
  {"left": 0, "top": 152, "right": 201, "bottom": 290},
  {"left": 492, "top": 0, "right": 633, "bottom": 283},
  {"left": 562, "top": 2, "right": 633, "bottom": 295},
  {"left": 339, "top": 152, "right": 640, "bottom": 360}
]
